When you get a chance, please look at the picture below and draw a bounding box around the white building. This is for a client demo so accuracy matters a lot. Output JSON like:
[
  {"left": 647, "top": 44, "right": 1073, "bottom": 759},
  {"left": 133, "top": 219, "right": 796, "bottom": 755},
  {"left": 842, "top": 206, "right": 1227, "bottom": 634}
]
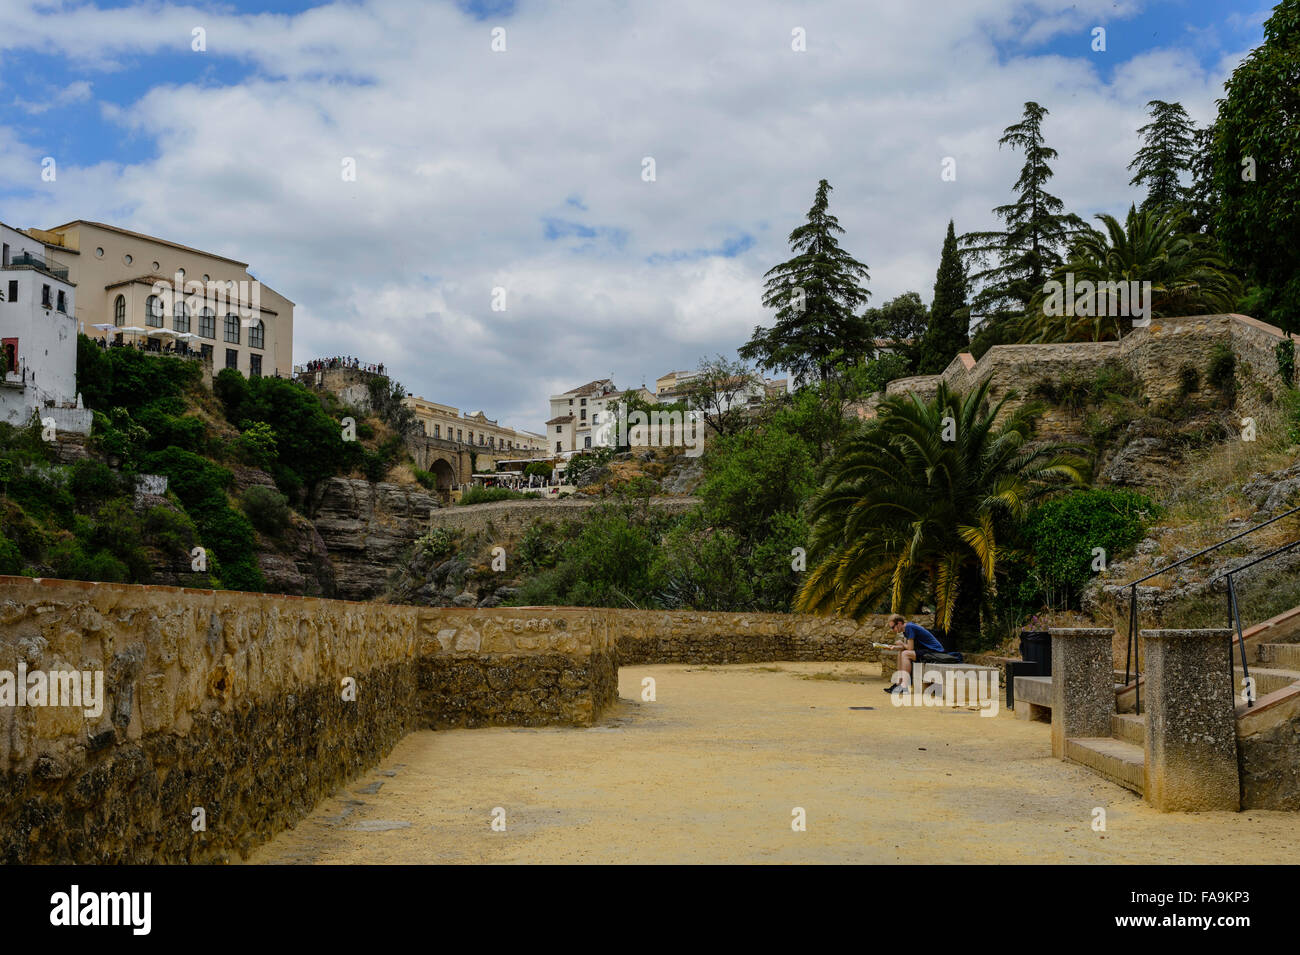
[{"left": 0, "top": 222, "right": 86, "bottom": 430}]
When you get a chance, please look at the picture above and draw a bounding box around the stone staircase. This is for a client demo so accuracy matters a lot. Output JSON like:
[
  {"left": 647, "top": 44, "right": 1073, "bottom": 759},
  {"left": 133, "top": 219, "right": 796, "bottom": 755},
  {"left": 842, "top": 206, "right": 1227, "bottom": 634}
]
[{"left": 1057, "top": 609, "right": 1300, "bottom": 799}]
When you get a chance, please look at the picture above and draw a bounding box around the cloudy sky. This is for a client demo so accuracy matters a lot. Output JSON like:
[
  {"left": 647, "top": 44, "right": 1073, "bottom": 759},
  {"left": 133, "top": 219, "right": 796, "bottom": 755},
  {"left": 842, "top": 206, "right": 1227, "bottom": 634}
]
[{"left": 0, "top": 0, "right": 1272, "bottom": 435}]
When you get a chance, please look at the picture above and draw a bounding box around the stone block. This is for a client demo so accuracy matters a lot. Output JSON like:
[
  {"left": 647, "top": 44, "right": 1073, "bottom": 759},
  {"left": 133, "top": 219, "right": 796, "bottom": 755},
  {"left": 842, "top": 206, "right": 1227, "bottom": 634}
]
[
  {"left": 1142, "top": 629, "right": 1239, "bottom": 812},
  {"left": 1049, "top": 628, "right": 1116, "bottom": 759}
]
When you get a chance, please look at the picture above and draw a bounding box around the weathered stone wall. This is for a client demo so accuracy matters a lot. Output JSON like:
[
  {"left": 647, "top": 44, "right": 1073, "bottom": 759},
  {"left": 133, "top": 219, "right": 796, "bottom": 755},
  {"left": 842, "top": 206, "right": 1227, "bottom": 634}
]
[
  {"left": 427, "top": 496, "right": 699, "bottom": 539},
  {"left": 414, "top": 607, "right": 618, "bottom": 728},
  {"left": 884, "top": 314, "right": 1298, "bottom": 436},
  {"left": 614, "top": 610, "right": 907, "bottom": 664},
  {"left": 0, "top": 578, "right": 614, "bottom": 863},
  {"left": 1236, "top": 687, "right": 1300, "bottom": 811}
]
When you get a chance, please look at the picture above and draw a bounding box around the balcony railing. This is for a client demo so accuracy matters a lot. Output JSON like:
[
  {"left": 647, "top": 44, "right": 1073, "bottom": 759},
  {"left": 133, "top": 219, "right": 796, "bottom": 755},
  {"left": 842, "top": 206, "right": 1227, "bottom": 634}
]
[{"left": 3, "top": 251, "right": 69, "bottom": 281}]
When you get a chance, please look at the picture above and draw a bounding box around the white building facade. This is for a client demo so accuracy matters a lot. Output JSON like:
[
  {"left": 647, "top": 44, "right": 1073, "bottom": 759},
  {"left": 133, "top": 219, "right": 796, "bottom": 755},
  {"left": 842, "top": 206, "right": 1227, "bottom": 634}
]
[{"left": 0, "top": 222, "right": 84, "bottom": 429}]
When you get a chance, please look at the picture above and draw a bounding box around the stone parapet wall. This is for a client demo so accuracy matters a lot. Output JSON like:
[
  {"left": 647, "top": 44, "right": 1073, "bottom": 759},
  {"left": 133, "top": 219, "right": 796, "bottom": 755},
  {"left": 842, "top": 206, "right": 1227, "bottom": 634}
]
[
  {"left": 427, "top": 496, "right": 699, "bottom": 538},
  {"left": 614, "top": 610, "right": 908, "bottom": 664},
  {"left": 0, "top": 578, "right": 616, "bottom": 863},
  {"left": 883, "top": 314, "right": 1297, "bottom": 436},
  {"left": 415, "top": 607, "right": 618, "bottom": 727}
]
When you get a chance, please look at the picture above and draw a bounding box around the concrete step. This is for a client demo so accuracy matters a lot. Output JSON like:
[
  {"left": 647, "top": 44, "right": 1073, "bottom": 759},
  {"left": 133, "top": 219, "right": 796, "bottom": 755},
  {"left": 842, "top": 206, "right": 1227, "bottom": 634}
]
[
  {"left": 1246, "top": 667, "right": 1300, "bottom": 697},
  {"left": 1111, "top": 712, "right": 1146, "bottom": 746},
  {"left": 1064, "top": 737, "right": 1145, "bottom": 795},
  {"left": 1257, "top": 643, "right": 1300, "bottom": 669}
]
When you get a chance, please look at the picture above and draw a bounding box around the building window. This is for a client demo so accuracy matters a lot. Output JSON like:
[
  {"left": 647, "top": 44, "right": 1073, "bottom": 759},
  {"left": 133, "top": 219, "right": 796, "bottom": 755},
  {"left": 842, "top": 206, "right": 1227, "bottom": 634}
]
[
  {"left": 124, "top": 254, "right": 133, "bottom": 265},
  {"left": 249, "top": 321, "right": 264, "bottom": 349},
  {"left": 457, "top": 429, "right": 462, "bottom": 442},
  {"left": 200, "top": 308, "right": 215, "bottom": 339},
  {"left": 42, "top": 284, "right": 52, "bottom": 308},
  {"left": 174, "top": 300, "right": 189, "bottom": 333},
  {"left": 224, "top": 313, "right": 240, "bottom": 343},
  {"left": 200, "top": 343, "right": 213, "bottom": 362},
  {"left": 592, "top": 413, "right": 599, "bottom": 425},
  {"left": 584, "top": 436, "right": 591, "bottom": 449},
  {"left": 56, "top": 290, "right": 66, "bottom": 313},
  {"left": 151, "top": 261, "right": 160, "bottom": 271},
  {"left": 556, "top": 442, "right": 562, "bottom": 452},
  {"left": 114, "top": 295, "right": 125, "bottom": 325},
  {"left": 434, "top": 424, "right": 440, "bottom": 437},
  {"left": 225, "top": 348, "right": 238, "bottom": 370},
  {"left": 146, "top": 295, "right": 163, "bottom": 327},
  {"left": 6, "top": 281, "right": 16, "bottom": 303},
  {"left": 95, "top": 247, "right": 104, "bottom": 258},
  {"left": 468, "top": 431, "right": 473, "bottom": 444},
  {"left": 250, "top": 354, "right": 262, "bottom": 377},
  {"left": 580, "top": 409, "right": 587, "bottom": 420},
  {"left": 555, "top": 425, "right": 562, "bottom": 433}
]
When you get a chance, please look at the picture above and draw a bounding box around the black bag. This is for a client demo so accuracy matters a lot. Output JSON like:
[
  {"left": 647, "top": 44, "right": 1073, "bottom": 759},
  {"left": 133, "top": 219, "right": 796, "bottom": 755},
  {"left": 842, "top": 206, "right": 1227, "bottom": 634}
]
[{"left": 920, "top": 651, "right": 963, "bottom": 664}]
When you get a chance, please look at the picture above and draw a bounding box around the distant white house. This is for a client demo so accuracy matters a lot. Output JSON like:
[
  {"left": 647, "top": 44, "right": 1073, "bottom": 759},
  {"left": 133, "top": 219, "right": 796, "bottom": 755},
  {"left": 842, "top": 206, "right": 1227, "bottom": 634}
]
[{"left": 0, "top": 221, "right": 88, "bottom": 432}]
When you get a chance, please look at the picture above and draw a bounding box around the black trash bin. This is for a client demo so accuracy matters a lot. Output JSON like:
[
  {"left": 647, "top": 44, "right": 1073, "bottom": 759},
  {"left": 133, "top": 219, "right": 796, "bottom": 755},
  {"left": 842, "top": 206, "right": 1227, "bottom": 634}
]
[
  {"left": 1007, "top": 630, "right": 1052, "bottom": 709},
  {"left": 1019, "top": 630, "right": 1052, "bottom": 675}
]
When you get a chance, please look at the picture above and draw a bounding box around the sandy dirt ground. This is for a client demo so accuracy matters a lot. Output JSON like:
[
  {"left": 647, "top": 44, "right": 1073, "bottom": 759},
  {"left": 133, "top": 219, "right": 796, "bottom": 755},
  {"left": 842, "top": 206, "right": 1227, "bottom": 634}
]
[{"left": 246, "top": 662, "right": 1299, "bottom": 864}]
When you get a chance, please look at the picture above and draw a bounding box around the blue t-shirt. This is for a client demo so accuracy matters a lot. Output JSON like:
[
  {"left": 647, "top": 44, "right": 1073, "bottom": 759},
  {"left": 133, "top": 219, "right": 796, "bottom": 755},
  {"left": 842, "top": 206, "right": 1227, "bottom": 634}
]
[{"left": 904, "top": 622, "right": 945, "bottom": 654}]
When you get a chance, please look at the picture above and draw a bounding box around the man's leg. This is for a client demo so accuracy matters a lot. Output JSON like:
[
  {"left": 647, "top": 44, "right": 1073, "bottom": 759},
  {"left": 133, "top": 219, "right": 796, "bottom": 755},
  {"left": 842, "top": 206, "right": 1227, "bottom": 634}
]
[{"left": 899, "top": 649, "right": 916, "bottom": 688}]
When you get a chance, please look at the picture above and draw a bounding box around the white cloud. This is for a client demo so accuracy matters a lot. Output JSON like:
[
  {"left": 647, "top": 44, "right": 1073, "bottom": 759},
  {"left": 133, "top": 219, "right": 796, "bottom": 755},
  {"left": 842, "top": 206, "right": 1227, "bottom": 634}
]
[{"left": 0, "top": 0, "right": 1256, "bottom": 434}]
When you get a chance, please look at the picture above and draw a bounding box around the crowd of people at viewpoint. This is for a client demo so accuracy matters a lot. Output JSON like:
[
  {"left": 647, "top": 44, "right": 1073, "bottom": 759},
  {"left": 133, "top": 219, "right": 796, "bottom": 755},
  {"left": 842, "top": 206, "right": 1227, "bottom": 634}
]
[{"left": 304, "top": 357, "right": 385, "bottom": 375}]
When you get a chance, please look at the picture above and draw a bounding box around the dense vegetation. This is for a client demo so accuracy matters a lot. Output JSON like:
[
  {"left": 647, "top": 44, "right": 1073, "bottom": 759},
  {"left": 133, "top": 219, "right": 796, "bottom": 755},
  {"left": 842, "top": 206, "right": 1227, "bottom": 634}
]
[{"left": 0, "top": 338, "right": 415, "bottom": 590}]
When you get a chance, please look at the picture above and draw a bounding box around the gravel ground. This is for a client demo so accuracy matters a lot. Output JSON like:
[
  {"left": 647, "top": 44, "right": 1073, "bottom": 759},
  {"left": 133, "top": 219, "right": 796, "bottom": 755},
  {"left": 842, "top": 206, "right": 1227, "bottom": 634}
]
[{"left": 246, "top": 662, "right": 1299, "bottom": 864}]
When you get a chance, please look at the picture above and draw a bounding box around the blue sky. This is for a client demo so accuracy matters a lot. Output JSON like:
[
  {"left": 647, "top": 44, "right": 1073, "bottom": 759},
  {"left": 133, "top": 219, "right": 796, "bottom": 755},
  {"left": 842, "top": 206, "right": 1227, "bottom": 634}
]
[{"left": 0, "top": 0, "right": 1277, "bottom": 430}]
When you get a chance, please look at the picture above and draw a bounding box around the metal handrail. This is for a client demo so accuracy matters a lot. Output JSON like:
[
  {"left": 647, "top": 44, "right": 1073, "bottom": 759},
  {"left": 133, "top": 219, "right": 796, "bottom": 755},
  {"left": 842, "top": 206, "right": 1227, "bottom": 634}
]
[
  {"left": 1215, "top": 537, "right": 1300, "bottom": 709},
  {"left": 1122, "top": 504, "right": 1300, "bottom": 711}
]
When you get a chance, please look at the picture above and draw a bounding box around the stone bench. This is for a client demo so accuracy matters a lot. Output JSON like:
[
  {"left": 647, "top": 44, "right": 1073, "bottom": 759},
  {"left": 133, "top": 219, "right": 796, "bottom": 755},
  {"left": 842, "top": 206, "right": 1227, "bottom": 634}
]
[
  {"left": 1014, "top": 675, "right": 1052, "bottom": 722},
  {"left": 882, "top": 655, "right": 1001, "bottom": 707}
]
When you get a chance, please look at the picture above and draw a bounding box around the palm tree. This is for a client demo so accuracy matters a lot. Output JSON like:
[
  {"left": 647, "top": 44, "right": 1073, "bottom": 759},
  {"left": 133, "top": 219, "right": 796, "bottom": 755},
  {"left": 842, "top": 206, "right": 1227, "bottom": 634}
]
[
  {"left": 794, "top": 379, "right": 1085, "bottom": 646},
  {"left": 1018, "top": 205, "right": 1243, "bottom": 342}
]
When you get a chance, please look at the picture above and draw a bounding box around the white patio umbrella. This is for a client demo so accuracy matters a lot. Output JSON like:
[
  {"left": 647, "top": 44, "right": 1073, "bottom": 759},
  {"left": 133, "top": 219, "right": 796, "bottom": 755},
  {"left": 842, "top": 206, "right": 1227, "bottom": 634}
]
[{"left": 90, "top": 323, "right": 115, "bottom": 331}]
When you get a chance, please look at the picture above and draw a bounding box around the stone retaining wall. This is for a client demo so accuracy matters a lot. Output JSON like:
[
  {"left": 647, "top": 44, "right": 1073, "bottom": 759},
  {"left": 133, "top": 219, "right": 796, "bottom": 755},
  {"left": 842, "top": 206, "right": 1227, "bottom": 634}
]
[
  {"left": 884, "top": 314, "right": 1298, "bottom": 436},
  {"left": 614, "top": 610, "right": 907, "bottom": 664},
  {"left": 0, "top": 577, "right": 901, "bottom": 861},
  {"left": 428, "top": 496, "right": 699, "bottom": 538},
  {"left": 0, "top": 578, "right": 616, "bottom": 863}
]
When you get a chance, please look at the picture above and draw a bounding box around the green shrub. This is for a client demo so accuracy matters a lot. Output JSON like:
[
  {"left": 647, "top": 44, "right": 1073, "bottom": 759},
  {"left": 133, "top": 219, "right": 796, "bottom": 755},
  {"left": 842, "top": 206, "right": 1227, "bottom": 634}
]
[
  {"left": 0, "top": 533, "right": 22, "bottom": 575},
  {"left": 142, "top": 505, "right": 197, "bottom": 556},
  {"left": 458, "top": 486, "right": 529, "bottom": 505},
  {"left": 524, "top": 461, "right": 554, "bottom": 480},
  {"left": 1208, "top": 344, "right": 1238, "bottom": 401},
  {"left": 142, "top": 447, "right": 232, "bottom": 511},
  {"left": 76, "top": 337, "right": 202, "bottom": 410},
  {"left": 415, "top": 527, "right": 455, "bottom": 561},
  {"left": 412, "top": 467, "right": 436, "bottom": 490},
  {"left": 1276, "top": 339, "right": 1296, "bottom": 387},
  {"left": 1017, "top": 489, "right": 1160, "bottom": 608},
  {"left": 236, "top": 421, "right": 278, "bottom": 469},
  {"left": 1178, "top": 364, "right": 1200, "bottom": 396},
  {"left": 565, "top": 447, "right": 614, "bottom": 485},
  {"left": 241, "top": 485, "right": 292, "bottom": 536},
  {"left": 68, "top": 459, "right": 122, "bottom": 500}
]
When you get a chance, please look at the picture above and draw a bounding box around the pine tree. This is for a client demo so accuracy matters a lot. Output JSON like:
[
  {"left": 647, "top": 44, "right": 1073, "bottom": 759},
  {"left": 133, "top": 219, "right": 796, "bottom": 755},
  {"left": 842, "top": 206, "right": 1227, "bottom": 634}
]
[
  {"left": 918, "top": 220, "right": 969, "bottom": 374},
  {"left": 1185, "top": 124, "right": 1219, "bottom": 236},
  {"left": 1128, "top": 99, "right": 1195, "bottom": 212},
  {"left": 960, "top": 102, "right": 1086, "bottom": 323},
  {"left": 740, "top": 179, "right": 873, "bottom": 385}
]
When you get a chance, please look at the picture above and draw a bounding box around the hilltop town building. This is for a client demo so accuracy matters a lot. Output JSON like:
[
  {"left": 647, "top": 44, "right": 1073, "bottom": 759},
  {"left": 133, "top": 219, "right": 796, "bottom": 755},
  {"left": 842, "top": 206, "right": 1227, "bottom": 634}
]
[
  {"left": 405, "top": 395, "right": 546, "bottom": 455},
  {"left": 30, "top": 220, "right": 294, "bottom": 379},
  {"left": 0, "top": 221, "right": 85, "bottom": 429}
]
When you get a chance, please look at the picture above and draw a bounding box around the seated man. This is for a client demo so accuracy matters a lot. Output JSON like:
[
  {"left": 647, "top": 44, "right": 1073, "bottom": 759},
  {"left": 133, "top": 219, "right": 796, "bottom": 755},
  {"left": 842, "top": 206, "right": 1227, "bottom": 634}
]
[{"left": 883, "top": 613, "right": 953, "bottom": 693}]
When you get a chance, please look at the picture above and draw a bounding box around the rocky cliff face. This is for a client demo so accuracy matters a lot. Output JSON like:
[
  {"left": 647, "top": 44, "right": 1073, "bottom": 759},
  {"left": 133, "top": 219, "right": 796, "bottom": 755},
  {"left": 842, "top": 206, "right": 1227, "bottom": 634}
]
[{"left": 307, "top": 477, "right": 441, "bottom": 601}]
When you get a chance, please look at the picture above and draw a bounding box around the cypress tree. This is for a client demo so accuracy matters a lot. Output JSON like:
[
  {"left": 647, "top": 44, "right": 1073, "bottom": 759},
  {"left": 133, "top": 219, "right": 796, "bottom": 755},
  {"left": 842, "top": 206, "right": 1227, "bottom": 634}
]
[{"left": 918, "top": 220, "right": 969, "bottom": 374}]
